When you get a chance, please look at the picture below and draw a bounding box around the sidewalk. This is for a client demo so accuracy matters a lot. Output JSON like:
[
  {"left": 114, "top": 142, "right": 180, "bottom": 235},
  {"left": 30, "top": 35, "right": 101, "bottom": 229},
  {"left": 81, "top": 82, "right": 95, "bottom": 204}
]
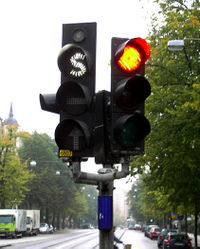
[{"left": 188, "top": 233, "right": 200, "bottom": 248}]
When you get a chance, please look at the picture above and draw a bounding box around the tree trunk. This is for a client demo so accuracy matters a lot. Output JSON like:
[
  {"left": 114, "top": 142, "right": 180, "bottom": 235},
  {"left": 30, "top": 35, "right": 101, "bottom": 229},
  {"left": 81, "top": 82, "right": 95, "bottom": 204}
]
[
  {"left": 0, "top": 200, "right": 6, "bottom": 209},
  {"left": 52, "top": 209, "right": 56, "bottom": 228},
  {"left": 56, "top": 213, "right": 60, "bottom": 230},
  {"left": 185, "top": 213, "right": 188, "bottom": 234},
  {"left": 46, "top": 207, "right": 49, "bottom": 224}
]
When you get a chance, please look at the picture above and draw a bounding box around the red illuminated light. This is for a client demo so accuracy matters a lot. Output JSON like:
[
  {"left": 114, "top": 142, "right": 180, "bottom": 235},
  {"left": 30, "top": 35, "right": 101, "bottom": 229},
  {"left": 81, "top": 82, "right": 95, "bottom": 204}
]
[
  {"left": 118, "top": 46, "right": 142, "bottom": 71},
  {"left": 117, "top": 38, "right": 150, "bottom": 72}
]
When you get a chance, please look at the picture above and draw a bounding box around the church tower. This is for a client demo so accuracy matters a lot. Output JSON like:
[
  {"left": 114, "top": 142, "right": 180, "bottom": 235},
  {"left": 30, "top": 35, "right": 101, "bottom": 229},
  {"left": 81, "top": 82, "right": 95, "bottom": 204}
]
[{"left": 4, "top": 103, "right": 18, "bottom": 126}]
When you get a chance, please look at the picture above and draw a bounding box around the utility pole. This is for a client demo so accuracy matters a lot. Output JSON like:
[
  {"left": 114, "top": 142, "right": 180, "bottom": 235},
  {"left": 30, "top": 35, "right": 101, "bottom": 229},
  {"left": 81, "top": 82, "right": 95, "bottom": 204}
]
[{"left": 98, "top": 165, "right": 114, "bottom": 249}]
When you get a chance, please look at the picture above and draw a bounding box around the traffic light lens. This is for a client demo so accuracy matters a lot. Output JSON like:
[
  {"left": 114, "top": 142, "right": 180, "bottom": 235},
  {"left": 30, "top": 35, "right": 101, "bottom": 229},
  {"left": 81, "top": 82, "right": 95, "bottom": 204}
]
[
  {"left": 118, "top": 121, "right": 137, "bottom": 146},
  {"left": 72, "top": 29, "right": 86, "bottom": 42},
  {"left": 56, "top": 82, "right": 92, "bottom": 115},
  {"left": 55, "top": 119, "right": 90, "bottom": 151},
  {"left": 114, "top": 115, "right": 151, "bottom": 148},
  {"left": 58, "top": 44, "right": 89, "bottom": 78},
  {"left": 117, "top": 45, "right": 141, "bottom": 72},
  {"left": 115, "top": 76, "right": 151, "bottom": 110}
]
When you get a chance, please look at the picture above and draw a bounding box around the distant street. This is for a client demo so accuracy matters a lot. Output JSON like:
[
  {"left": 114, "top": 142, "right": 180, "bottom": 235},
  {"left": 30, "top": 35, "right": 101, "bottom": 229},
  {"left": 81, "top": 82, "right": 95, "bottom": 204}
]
[
  {"left": 0, "top": 229, "right": 160, "bottom": 249},
  {"left": 119, "top": 229, "right": 158, "bottom": 249}
]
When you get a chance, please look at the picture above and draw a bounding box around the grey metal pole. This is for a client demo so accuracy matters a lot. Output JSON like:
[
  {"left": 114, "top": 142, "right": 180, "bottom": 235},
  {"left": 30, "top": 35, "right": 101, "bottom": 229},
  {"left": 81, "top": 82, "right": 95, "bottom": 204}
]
[
  {"left": 69, "top": 161, "right": 129, "bottom": 248},
  {"left": 99, "top": 164, "right": 114, "bottom": 249}
]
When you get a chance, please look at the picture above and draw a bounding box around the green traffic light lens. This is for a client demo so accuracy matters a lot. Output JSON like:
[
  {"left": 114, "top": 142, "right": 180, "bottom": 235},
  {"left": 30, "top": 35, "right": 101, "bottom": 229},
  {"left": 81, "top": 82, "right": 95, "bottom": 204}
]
[
  {"left": 118, "top": 121, "right": 137, "bottom": 146},
  {"left": 72, "top": 29, "right": 86, "bottom": 42},
  {"left": 114, "top": 115, "right": 151, "bottom": 148}
]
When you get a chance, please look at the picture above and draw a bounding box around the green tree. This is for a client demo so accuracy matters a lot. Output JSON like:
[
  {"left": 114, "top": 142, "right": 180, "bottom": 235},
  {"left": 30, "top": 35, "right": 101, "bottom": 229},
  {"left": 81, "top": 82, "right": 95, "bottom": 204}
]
[
  {"left": 81, "top": 185, "right": 98, "bottom": 227},
  {"left": 0, "top": 124, "right": 32, "bottom": 208},
  {"left": 128, "top": 176, "right": 172, "bottom": 226},
  {"left": 18, "top": 132, "right": 89, "bottom": 229},
  {"left": 130, "top": 0, "right": 200, "bottom": 246}
]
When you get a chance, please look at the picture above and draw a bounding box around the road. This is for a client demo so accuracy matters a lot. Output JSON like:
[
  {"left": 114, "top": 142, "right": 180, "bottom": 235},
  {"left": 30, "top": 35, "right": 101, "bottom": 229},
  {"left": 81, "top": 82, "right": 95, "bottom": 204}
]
[
  {"left": 0, "top": 229, "right": 159, "bottom": 249},
  {"left": 119, "top": 229, "right": 158, "bottom": 249}
]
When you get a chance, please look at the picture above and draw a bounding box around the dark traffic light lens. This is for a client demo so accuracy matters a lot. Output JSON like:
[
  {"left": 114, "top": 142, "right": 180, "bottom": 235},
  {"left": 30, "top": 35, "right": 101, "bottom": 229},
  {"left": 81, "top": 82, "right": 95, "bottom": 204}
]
[
  {"left": 114, "top": 115, "right": 151, "bottom": 148},
  {"left": 118, "top": 121, "right": 137, "bottom": 146},
  {"left": 72, "top": 29, "right": 86, "bottom": 42},
  {"left": 56, "top": 82, "right": 92, "bottom": 115},
  {"left": 55, "top": 119, "right": 90, "bottom": 151},
  {"left": 115, "top": 75, "right": 151, "bottom": 110}
]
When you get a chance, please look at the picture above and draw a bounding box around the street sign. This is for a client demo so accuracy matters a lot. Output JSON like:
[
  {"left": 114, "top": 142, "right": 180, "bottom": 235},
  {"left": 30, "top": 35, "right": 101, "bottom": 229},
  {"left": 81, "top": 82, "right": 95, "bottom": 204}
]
[{"left": 98, "top": 196, "right": 113, "bottom": 230}]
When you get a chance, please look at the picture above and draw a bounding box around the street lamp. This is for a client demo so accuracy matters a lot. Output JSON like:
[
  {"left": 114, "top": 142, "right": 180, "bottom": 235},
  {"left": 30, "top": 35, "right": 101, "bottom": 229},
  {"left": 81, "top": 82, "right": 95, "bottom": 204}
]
[
  {"left": 168, "top": 39, "right": 192, "bottom": 74},
  {"left": 30, "top": 160, "right": 37, "bottom": 167},
  {"left": 168, "top": 40, "right": 185, "bottom": 51}
]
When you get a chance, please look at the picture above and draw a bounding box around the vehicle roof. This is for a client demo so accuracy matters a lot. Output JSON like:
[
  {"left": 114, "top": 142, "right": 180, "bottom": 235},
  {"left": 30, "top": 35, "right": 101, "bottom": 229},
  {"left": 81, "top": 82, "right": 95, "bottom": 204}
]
[{"left": 151, "top": 227, "right": 160, "bottom": 230}]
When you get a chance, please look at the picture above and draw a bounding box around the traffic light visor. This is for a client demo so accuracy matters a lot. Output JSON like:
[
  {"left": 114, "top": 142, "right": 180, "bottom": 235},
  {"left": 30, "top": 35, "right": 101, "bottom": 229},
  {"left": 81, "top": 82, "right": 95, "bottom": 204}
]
[{"left": 130, "top": 38, "right": 150, "bottom": 62}]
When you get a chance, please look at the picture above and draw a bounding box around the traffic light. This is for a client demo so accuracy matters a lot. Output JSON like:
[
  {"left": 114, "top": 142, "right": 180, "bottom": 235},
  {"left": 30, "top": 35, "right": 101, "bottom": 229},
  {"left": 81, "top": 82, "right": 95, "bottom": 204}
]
[
  {"left": 110, "top": 37, "right": 151, "bottom": 159},
  {"left": 55, "top": 22, "right": 97, "bottom": 160},
  {"left": 149, "top": 218, "right": 154, "bottom": 223},
  {"left": 40, "top": 22, "right": 97, "bottom": 161}
]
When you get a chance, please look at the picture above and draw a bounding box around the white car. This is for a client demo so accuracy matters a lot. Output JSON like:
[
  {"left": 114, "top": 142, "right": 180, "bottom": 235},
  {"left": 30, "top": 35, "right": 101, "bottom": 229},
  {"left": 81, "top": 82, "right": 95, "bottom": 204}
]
[{"left": 39, "top": 223, "right": 50, "bottom": 233}]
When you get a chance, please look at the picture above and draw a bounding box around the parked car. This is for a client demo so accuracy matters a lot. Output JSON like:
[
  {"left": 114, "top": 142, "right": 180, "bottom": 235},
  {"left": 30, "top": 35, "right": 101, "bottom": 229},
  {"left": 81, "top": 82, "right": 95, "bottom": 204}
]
[
  {"left": 39, "top": 223, "right": 50, "bottom": 234},
  {"left": 142, "top": 224, "right": 148, "bottom": 232},
  {"left": 157, "top": 229, "right": 178, "bottom": 248},
  {"left": 144, "top": 225, "right": 151, "bottom": 236},
  {"left": 145, "top": 225, "right": 159, "bottom": 237},
  {"left": 49, "top": 224, "right": 54, "bottom": 233},
  {"left": 128, "top": 224, "right": 142, "bottom": 230},
  {"left": 133, "top": 224, "right": 142, "bottom": 230},
  {"left": 149, "top": 227, "right": 160, "bottom": 239},
  {"left": 80, "top": 223, "right": 94, "bottom": 229},
  {"left": 128, "top": 224, "right": 134, "bottom": 230},
  {"left": 163, "top": 233, "right": 192, "bottom": 249}
]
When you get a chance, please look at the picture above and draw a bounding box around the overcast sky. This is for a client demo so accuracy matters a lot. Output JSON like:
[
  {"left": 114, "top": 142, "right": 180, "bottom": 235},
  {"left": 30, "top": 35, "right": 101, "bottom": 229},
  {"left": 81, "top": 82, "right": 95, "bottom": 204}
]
[{"left": 0, "top": 0, "right": 158, "bottom": 136}]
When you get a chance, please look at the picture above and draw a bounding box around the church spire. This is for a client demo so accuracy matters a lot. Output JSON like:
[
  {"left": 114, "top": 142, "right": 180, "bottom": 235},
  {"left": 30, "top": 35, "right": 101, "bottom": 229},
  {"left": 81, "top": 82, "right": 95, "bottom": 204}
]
[
  {"left": 9, "top": 103, "right": 14, "bottom": 118},
  {"left": 4, "top": 103, "right": 18, "bottom": 125}
]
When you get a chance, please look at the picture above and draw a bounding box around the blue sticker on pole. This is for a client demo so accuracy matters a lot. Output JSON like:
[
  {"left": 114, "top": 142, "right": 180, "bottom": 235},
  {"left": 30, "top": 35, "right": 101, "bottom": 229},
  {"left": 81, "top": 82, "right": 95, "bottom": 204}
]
[{"left": 98, "top": 196, "right": 113, "bottom": 230}]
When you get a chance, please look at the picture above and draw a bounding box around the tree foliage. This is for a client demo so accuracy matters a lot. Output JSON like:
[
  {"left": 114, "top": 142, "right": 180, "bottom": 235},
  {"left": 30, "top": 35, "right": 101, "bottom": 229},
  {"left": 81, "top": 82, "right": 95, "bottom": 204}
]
[
  {"left": 18, "top": 132, "right": 93, "bottom": 228},
  {"left": 0, "top": 124, "right": 32, "bottom": 208},
  {"left": 129, "top": 0, "right": 200, "bottom": 238}
]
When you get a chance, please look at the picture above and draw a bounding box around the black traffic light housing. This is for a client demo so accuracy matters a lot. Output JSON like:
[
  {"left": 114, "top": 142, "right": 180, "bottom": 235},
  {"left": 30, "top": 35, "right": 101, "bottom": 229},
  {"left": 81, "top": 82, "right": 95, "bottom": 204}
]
[
  {"left": 55, "top": 22, "right": 97, "bottom": 160},
  {"left": 110, "top": 37, "right": 151, "bottom": 160},
  {"left": 40, "top": 22, "right": 97, "bottom": 161}
]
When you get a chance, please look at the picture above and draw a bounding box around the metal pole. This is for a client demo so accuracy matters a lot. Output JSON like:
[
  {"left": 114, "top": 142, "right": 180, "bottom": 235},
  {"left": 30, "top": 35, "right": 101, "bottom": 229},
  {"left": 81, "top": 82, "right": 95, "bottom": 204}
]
[
  {"left": 99, "top": 164, "right": 114, "bottom": 249},
  {"left": 69, "top": 161, "right": 129, "bottom": 248}
]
